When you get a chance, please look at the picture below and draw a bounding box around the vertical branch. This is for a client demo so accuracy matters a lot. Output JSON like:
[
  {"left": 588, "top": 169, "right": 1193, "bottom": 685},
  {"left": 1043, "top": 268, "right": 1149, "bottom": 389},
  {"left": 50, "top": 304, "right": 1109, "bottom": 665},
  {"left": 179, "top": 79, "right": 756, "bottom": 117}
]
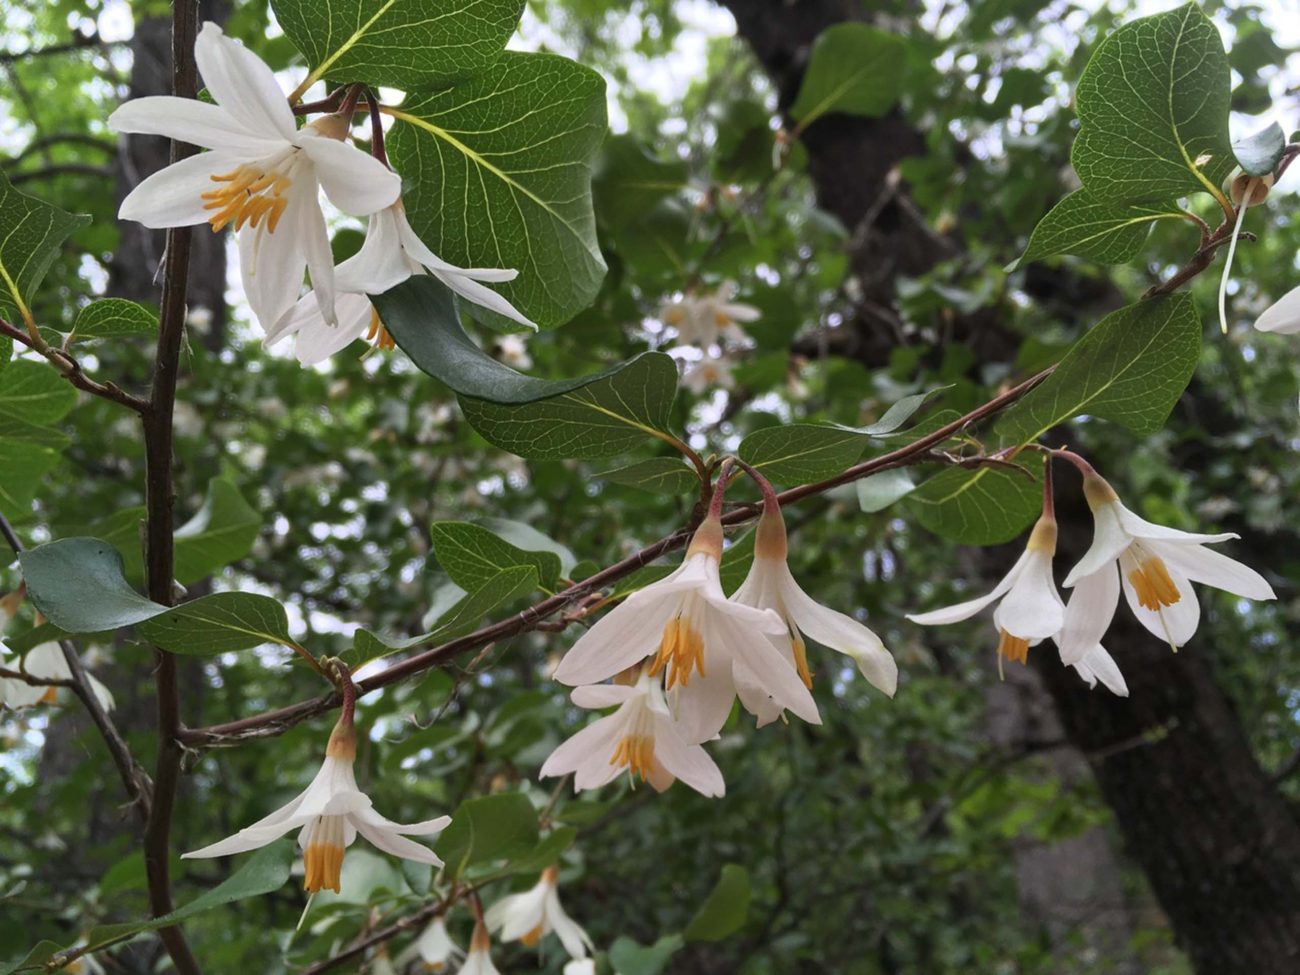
[{"left": 139, "top": 2, "right": 202, "bottom": 973}]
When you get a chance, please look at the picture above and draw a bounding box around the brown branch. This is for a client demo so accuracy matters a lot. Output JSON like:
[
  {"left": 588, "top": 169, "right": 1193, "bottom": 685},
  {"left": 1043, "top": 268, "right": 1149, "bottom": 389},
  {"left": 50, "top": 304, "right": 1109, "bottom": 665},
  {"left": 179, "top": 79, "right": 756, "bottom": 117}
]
[
  {"left": 0, "top": 317, "right": 149, "bottom": 412},
  {"left": 178, "top": 366, "right": 1055, "bottom": 748},
  {"left": 0, "top": 32, "right": 108, "bottom": 64},
  {"left": 297, "top": 893, "right": 460, "bottom": 975},
  {"left": 138, "top": 2, "right": 202, "bottom": 972}
]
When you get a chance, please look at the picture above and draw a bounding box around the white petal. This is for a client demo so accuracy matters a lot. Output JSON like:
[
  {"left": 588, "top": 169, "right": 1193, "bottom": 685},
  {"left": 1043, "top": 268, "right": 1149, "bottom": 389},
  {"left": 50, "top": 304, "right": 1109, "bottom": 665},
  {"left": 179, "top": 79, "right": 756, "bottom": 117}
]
[
  {"left": 335, "top": 208, "right": 413, "bottom": 294},
  {"left": 1073, "top": 645, "right": 1129, "bottom": 697},
  {"left": 713, "top": 615, "right": 820, "bottom": 725},
  {"left": 652, "top": 713, "right": 725, "bottom": 796},
  {"left": 353, "top": 820, "right": 443, "bottom": 866},
  {"left": 545, "top": 888, "right": 593, "bottom": 959},
  {"left": 672, "top": 665, "right": 737, "bottom": 744},
  {"left": 1121, "top": 562, "right": 1200, "bottom": 647},
  {"left": 907, "top": 551, "right": 1028, "bottom": 625},
  {"left": 1056, "top": 563, "right": 1120, "bottom": 665},
  {"left": 291, "top": 294, "right": 374, "bottom": 365},
  {"left": 552, "top": 587, "right": 683, "bottom": 686},
  {"left": 298, "top": 135, "right": 402, "bottom": 215},
  {"left": 239, "top": 221, "right": 306, "bottom": 334},
  {"left": 539, "top": 712, "right": 623, "bottom": 780},
  {"left": 182, "top": 813, "right": 304, "bottom": 858},
  {"left": 777, "top": 568, "right": 896, "bottom": 696},
  {"left": 1255, "top": 284, "right": 1300, "bottom": 333},
  {"left": 109, "top": 97, "right": 286, "bottom": 156},
  {"left": 118, "top": 151, "right": 240, "bottom": 228},
  {"left": 1114, "top": 504, "right": 1237, "bottom": 546},
  {"left": 1151, "top": 541, "right": 1275, "bottom": 601},
  {"left": 194, "top": 22, "right": 295, "bottom": 142},
  {"left": 489, "top": 887, "right": 547, "bottom": 941},
  {"left": 731, "top": 656, "right": 786, "bottom": 728},
  {"left": 992, "top": 551, "right": 1063, "bottom": 641},
  {"left": 570, "top": 684, "right": 637, "bottom": 709},
  {"left": 718, "top": 301, "right": 761, "bottom": 322},
  {"left": 431, "top": 268, "right": 537, "bottom": 331},
  {"left": 1063, "top": 503, "right": 1131, "bottom": 588}
]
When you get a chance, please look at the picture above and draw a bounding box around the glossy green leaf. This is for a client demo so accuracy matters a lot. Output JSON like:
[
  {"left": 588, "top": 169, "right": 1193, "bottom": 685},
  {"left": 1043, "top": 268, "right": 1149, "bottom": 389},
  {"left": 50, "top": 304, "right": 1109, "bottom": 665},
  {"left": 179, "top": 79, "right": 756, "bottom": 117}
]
[
  {"left": 1015, "top": 190, "right": 1188, "bottom": 266},
  {"left": 501, "top": 826, "right": 577, "bottom": 876},
  {"left": 1072, "top": 3, "right": 1234, "bottom": 203},
  {"left": 909, "top": 464, "right": 1042, "bottom": 545},
  {"left": 136, "top": 592, "right": 295, "bottom": 656},
  {"left": 434, "top": 792, "right": 539, "bottom": 881},
  {"left": 593, "top": 134, "right": 690, "bottom": 228},
  {"left": 431, "top": 520, "right": 562, "bottom": 592},
  {"left": 684, "top": 863, "right": 751, "bottom": 942},
  {"left": 0, "top": 443, "right": 60, "bottom": 515},
  {"left": 0, "top": 414, "right": 69, "bottom": 449},
  {"left": 20, "top": 537, "right": 164, "bottom": 633},
  {"left": 474, "top": 517, "right": 579, "bottom": 575},
  {"left": 0, "top": 171, "right": 90, "bottom": 324},
  {"left": 270, "top": 0, "right": 522, "bottom": 90},
  {"left": 0, "top": 360, "right": 76, "bottom": 426},
  {"left": 68, "top": 298, "right": 157, "bottom": 342},
  {"left": 598, "top": 457, "right": 700, "bottom": 494},
  {"left": 458, "top": 352, "right": 679, "bottom": 460},
  {"left": 387, "top": 52, "right": 608, "bottom": 328},
  {"left": 738, "top": 424, "right": 866, "bottom": 485},
  {"left": 173, "top": 479, "right": 260, "bottom": 584},
  {"left": 608, "top": 934, "right": 685, "bottom": 975},
  {"left": 788, "top": 23, "right": 907, "bottom": 125},
  {"left": 1232, "top": 121, "right": 1287, "bottom": 176}
]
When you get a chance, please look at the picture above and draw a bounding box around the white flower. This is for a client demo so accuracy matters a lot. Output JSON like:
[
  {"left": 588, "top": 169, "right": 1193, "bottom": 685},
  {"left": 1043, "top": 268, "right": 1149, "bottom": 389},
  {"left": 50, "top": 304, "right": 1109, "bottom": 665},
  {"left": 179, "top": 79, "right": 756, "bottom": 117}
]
[
  {"left": 0, "top": 641, "right": 114, "bottom": 712},
  {"left": 182, "top": 715, "right": 450, "bottom": 893},
  {"left": 733, "top": 506, "right": 896, "bottom": 725},
  {"left": 1255, "top": 283, "right": 1300, "bottom": 334},
  {"left": 108, "top": 23, "right": 400, "bottom": 332},
  {"left": 368, "top": 949, "right": 398, "bottom": 975},
  {"left": 1059, "top": 473, "right": 1274, "bottom": 658},
  {"left": 660, "top": 281, "right": 759, "bottom": 347},
  {"left": 485, "top": 866, "right": 592, "bottom": 959},
  {"left": 564, "top": 961, "right": 597, "bottom": 975},
  {"left": 496, "top": 334, "right": 533, "bottom": 370},
  {"left": 681, "top": 356, "right": 735, "bottom": 394},
  {"left": 397, "top": 916, "right": 463, "bottom": 973},
  {"left": 553, "top": 517, "right": 820, "bottom": 742},
  {"left": 265, "top": 202, "right": 536, "bottom": 365},
  {"left": 540, "top": 667, "right": 725, "bottom": 797},
  {"left": 908, "top": 514, "right": 1065, "bottom": 668},
  {"left": 459, "top": 922, "right": 502, "bottom": 975}
]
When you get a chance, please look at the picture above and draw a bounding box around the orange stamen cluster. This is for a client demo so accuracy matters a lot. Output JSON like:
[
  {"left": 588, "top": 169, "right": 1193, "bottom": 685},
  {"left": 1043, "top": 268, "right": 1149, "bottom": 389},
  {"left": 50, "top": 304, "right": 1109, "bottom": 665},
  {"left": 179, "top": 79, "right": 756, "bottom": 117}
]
[
  {"left": 365, "top": 309, "right": 396, "bottom": 351},
  {"left": 303, "top": 834, "right": 345, "bottom": 893},
  {"left": 202, "top": 164, "right": 291, "bottom": 233},
  {"left": 997, "top": 629, "right": 1030, "bottom": 665},
  {"left": 650, "top": 617, "right": 705, "bottom": 688},
  {"left": 1129, "top": 556, "right": 1180, "bottom": 611},
  {"left": 609, "top": 733, "right": 656, "bottom": 780},
  {"left": 520, "top": 924, "right": 544, "bottom": 947},
  {"left": 791, "top": 632, "right": 813, "bottom": 688}
]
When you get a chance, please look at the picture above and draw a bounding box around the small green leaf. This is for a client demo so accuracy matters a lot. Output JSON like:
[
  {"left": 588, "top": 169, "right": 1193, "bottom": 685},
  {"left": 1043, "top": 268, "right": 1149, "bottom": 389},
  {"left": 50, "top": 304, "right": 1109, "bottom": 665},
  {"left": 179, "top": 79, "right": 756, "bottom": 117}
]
[
  {"left": 431, "top": 521, "right": 562, "bottom": 592},
  {"left": 857, "top": 468, "right": 915, "bottom": 513},
  {"left": 20, "top": 537, "right": 165, "bottom": 633},
  {"left": 684, "top": 864, "right": 751, "bottom": 942},
  {"left": 608, "top": 934, "right": 685, "bottom": 975},
  {"left": 909, "top": 465, "right": 1041, "bottom": 545},
  {"left": 0, "top": 171, "right": 90, "bottom": 324},
  {"left": 173, "top": 479, "right": 260, "bottom": 584},
  {"left": 0, "top": 360, "right": 77, "bottom": 426},
  {"left": 788, "top": 23, "right": 907, "bottom": 125},
  {"left": 69, "top": 298, "right": 157, "bottom": 342},
  {"left": 1232, "top": 121, "right": 1287, "bottom": 176},
  {"left": 270, "top": 0, "right": 523, "bottom": 90},
  {"left": 136, "top": 593, "right": 295, "bottom": 656},
  {"left": 848, "top": 387, "right": 949, "bottom": 437},
  {"left": 434, "top": 792, "right": 539, "bottom": 881},
  {"left": 598, "top": 457, "right": 700, "bottom": 494},
  {"left": 738, "top": 424, "right": 866, "bottom": 485},
  {"left": 387, "top": 51, "right": 608, "bottom": 328},
  {"left": 1015, "top": 190, "right": 1188, "bottom": 267}
]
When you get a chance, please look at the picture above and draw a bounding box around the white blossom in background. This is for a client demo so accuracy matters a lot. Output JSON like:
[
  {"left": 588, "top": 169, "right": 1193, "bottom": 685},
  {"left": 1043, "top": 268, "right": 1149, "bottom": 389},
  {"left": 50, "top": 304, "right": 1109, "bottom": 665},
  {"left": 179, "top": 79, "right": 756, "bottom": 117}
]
[
  {"left": 495, "top": 334, "right": 533, "bottom": 370},
  {"left": 182, "top": 714, "right": 450, "bottom": 893},
  {"left": 681, "top": 355, "right": 735, "bottom": 393},
  {"left": 0, "top": 641, "right": 115, "bottom": 712},
  {"left": 108, "top": 22, "right": 400, "bottom": 333},
  {"left": 563, "top": 961, "right": 597, "bottom": 975},
  {"left": 485, "top": 866, "right": 593, "bottom": 959},
  {"left": 458, "top": 922, "right": 503, "bottom": 975},
  {"left": 397, "top": 916, "right": 463, "bottom": 973},
  {"left": 660, "top": 280, "right": 759, "bottom": 347}
]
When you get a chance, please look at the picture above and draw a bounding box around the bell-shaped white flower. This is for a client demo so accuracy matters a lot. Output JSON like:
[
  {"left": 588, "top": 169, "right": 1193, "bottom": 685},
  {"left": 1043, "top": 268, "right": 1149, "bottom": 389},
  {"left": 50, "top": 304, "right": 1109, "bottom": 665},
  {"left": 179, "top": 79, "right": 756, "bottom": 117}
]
[
  {"left": 661, "top": 281, "right": 759, "bottom": 347},
  {"left": 265, "top": 202, "right": 536, "bottom": 365},
  {"left": 540, "top": 666, "right": 725, "bottom": 797},
  {"left": 563, "top": 961, "right": 596, "bottom": 975},
  {"left": 1060, "top": 473, "right": 1274, "bottom": 657},
  {"left": 485, "top": 866, "right": 592, "bottom": 959},
  {"left": 553, "top": 517, "right": 820, "bottom": 742},
  {"left": 183, "top": 714, "right": 450, "bottom": 893},
  {"left": 396, "top": 916, "right": 463, "bottom": 973},
  {"left": 908, "top": 514, "right": 1065, "bottom": 667},
  {"left": 732, "top": 506, "right": 896, "bottom": 725},
  {"left": 458, "top": 922, "right": 503, "bottom": 975},
  {"left": 0, "top": 641, "right": 114, "bottom": 712},
  {"left": 681, "top": 356, "right": 735, "bottom": 394},
  {"left": 108, "top": 22, "right": 400, "bottom": 332},
  {"left": 1255, "top": 283, "right": 1300, "bottom": 334}
]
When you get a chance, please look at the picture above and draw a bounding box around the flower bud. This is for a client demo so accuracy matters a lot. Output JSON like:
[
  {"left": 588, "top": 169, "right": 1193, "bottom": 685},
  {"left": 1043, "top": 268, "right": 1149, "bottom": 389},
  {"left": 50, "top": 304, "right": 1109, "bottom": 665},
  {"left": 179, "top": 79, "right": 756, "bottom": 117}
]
[{"left": 1223, "top": 169, "right": 1274, "bottom": 207}]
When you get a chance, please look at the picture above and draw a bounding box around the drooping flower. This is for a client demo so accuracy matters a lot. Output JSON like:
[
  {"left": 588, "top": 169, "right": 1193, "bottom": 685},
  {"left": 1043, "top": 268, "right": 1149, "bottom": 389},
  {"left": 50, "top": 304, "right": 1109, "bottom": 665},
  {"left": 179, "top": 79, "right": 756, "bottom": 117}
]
[
  {"left": 553, "top": 515, "right": 820, "bottom": 742},
  {"left": 1059, "top": 472, "right": 1274, "bottom": 656},
  {"left": 681, "top": 356, "right": 735, "bottom": 394},
  {"left": 563, "top": 961, "right": 597, "bottom": 975},
  {"left": 485, "top": 866, "right": 592, "bottom": 959},
  {"left": 660, "top": 281, "right": 759, "bottom": 347},
  {"left": 540, "top": 665, "right": 725, "bottom": 797},
  {"left": 1255, "top": 284, "right": 1300, "bottom": 334},
  {"left": 908, "top": 513, "right": 1065, "bottom": 669},
  {"left": 108, "top": 22, "right": 400, "bottom": 332},
  {"left": 183, "top": 714, "right": 450, "bottom": 894},
  {"left": 0, "top": 641, "right": 114, "bottom": 712},
  {"left": 459, "top": 921, "right": 502, "bottom": 975},
  {"left": 397, "top": 916, "right": 464, "bottom": 973},
  {"left": 732, "top": 502, "right": 896, "bottom": 725},
  {"left": 265, "top": 202, "right": 535, "bottom": 365}
]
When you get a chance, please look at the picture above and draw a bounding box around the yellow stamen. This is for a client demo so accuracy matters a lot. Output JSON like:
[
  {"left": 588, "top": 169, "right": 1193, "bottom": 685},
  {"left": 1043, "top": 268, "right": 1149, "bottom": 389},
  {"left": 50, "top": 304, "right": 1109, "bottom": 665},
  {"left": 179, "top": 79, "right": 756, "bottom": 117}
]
[
  {"left": 202, "top": 164, "right": 292, "bottom": 234},
  {"left": 520, "top": 924, "right": 544, "bottom": 947},
  {"left": 791, "top": 632, "right": 813, "bottom": 689},
  {"left": 1128, "top": 556, "right": 1181, "bottom": 611},
  {"left": 610, "top": 733, "right": 656, "bottom": 780},
  {"left": 39, "top": 686, "right": 58, "bottom": 705},
  {"left": 302, "top": 840, "right": 345, "bottom": 894},
  {"left": 649, "top": 617, "right": 705, "bottom": 689},
  {"left": 713, "top": 310, "right": 730, "bottom": 326},
  {"left": 996, "top": 629, "right": 1030, "bottom": 665},
  {"left": 365, "top": 309, "right": 396, "bottom": 351}
]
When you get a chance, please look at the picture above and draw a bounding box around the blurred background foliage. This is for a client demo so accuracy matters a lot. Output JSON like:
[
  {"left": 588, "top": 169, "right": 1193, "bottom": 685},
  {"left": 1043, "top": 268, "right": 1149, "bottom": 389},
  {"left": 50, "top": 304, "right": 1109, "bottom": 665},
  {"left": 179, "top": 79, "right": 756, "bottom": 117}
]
[{"left": 1, "top": 0, "right": 1298, "bottom": 973}]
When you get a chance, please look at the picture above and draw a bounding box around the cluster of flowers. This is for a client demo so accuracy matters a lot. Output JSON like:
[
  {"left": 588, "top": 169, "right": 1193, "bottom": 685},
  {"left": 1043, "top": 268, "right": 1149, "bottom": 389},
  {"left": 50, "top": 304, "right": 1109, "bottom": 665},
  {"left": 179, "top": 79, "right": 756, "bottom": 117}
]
[
  {"left": 908, "top": 459, "right": 1274, "bottom": 692},
  {"left": 109, "top": 23, "right": 535, "bottom": 366},
  {"left": 659, "top": 282, "right": 759, "bottom": 393},
  {"left": 540, "top": 469, "right": 898, "bottom": 796}
]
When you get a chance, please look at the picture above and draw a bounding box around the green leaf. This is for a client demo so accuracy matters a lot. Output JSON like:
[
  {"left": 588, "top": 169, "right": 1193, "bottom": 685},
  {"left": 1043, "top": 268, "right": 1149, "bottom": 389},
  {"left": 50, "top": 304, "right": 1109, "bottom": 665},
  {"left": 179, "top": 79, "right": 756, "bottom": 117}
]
[
  {"left": 173, "top": 479, "right": 260, "bottom": 584},
  {"left": 908, "top": 465, "right": 1042, "bottom": 546},
  {"left": 738, "top": 424, "right": 866, "bottom": 485},
  {"left": 0, "top": 360, "right": 77, "bottom": 426},
  {"left": 0, "top": 170, "right": 90, "bottom": 324},
  {"left": 19, "top": 537, "right": 164, "bottom": 633},
  {"left": 501, "top": 826, "right": 577, "bottom": 876},
  {"left": 270, "top": 0, "right": 523, "bottom": 90},
  {"left": 0, "top": 443, "right": 60, "bottom": 514},
  {"left": 387, "top": 51, "right": 608, "bottom": 328},
  {"left": 608, "top": 934, "right": 685, "bottom": 975},
  {"left": 68, "top": 298, "right": 157, "bottom": 343},
  {"left": 458, "top": 352, "right": 680, "bottom": 460},
  {"left": 593, "top": 134, "right": 690, "bottom": 228},
  {"left": 857, "top": 468, "right": 915, "bottom": 513},
  {"left": 434, "top": 792, "right": 538, "bottom": 881},
  {"left": 997, "top": 295, "right": 1201, "bottom": 441},
  {"left": 848, "top": 387, "right": 949, "bottom": 437},
  {"left": 136, "top": 592, "right": 295, "bottom": 656},
  {"left": 431, "top": 521, "right": 561, "bottom": 592},
  {"left": 474, "top": 517, "right": 578, "bottom": 576},
  {"left": 1015, "top": 190, "right": 1188, "bottom": 267},
  {"left": 1071, "top": 3, "right": 1234, "bottom": 203},
  {"left": 684, "top": 864, "right": 751, "bottom": 942},
  {"left": 598, "top": 457, "right": 700, "bottom": 494},
  {"left": 718, "top": 529, "right": 755, "bottom": 596},
  {"left": 0, "top": 414, "right": 70, "bottom": 449},
  {"left": 1232, "top": 121, "right": 1287, "bottom": 176},
  {"left": 788, "top": 23, "right": 907, "bottom": 125}
]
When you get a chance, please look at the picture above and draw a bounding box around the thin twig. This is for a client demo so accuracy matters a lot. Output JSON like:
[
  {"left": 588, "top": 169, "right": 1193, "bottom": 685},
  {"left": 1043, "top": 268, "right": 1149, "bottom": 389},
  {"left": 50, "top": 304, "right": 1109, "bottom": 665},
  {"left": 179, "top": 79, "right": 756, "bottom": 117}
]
[
  {"left": 296, "top": 891, "right": 462, "bottom": 975},
  {"left": 0, "top": 317, "right": 149, "bottom": 413}
]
